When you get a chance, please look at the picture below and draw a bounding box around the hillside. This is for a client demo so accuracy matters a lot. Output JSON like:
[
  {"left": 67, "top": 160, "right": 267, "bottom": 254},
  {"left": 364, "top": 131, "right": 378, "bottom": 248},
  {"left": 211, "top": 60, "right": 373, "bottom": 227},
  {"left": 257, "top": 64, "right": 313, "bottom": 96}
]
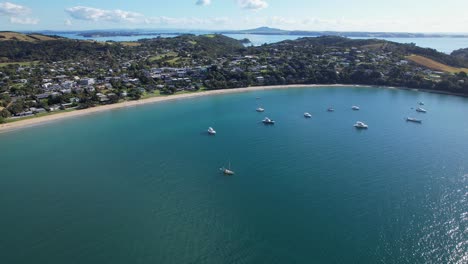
[
  {"left": 407, "top": 55, "right": 468, "bottom": 73},
  {"left": 0, "top": 32, "right": 62, "bottom": 42},
  {"left": 451, "top": 48, "right": 468, "bottom": 60}
]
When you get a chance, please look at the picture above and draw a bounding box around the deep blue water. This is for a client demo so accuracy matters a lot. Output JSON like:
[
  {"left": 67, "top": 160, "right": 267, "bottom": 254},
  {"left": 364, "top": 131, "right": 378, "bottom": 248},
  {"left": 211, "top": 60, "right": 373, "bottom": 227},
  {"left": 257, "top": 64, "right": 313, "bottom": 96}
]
[
  {"left": 54, "top": 32, "right": 468, "bottom": 53},
  {"left": 0, "top": 86, "right": 467, "bottom": 263}
]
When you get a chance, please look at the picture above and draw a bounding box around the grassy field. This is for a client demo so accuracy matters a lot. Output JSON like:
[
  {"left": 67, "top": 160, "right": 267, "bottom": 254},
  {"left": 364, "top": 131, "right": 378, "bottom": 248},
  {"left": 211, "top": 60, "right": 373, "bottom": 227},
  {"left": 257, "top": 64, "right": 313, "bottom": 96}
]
[
  {"left": 0, "top": 61, "right": 38, "bottom": 67},
  {"left": 0, "top": 32, "right": 59, "bottom": 42},
  {"left": 407, "top": 55, "right": 468, "bottom": 74},
  {"left": 148, "top": 52, "right": 178, "bottom": 62},
  {"left": 120, "top": 42, "right": 141, "bottom": 47}
]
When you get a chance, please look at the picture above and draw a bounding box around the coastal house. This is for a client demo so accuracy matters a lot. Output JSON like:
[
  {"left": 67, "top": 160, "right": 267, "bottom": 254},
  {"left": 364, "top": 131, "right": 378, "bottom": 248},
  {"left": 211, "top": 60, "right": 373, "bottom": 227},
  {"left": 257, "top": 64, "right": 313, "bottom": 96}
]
[
  {"left": 49, "top": 105, "right": 61, "bottom": 112},
  {"left": 79, "top": 78, "right": 96, "bottom": 86},
  {"left": 29, "top": 107, "right": 47, "bottom": 114}
]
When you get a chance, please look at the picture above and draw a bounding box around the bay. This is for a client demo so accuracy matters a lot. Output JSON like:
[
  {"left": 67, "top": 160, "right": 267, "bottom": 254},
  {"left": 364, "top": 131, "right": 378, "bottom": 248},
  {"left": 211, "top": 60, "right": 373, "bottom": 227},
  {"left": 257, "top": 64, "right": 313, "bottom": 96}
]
[{"left": 0, "top": 86, "right": 467, "bottom": 263}]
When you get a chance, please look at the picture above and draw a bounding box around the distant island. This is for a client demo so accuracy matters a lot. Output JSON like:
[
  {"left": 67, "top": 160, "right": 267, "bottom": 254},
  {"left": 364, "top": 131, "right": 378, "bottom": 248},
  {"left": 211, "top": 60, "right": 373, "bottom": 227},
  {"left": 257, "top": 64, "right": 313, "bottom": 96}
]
[
  {"left": 0, "top": 31, "right": 467, "bottom": 125},
  {"left": 221, "top": 27, "right": 468, "bottom": 38},
  {"left": 48, "top": 27, "right": 468, "bottom": 39}
]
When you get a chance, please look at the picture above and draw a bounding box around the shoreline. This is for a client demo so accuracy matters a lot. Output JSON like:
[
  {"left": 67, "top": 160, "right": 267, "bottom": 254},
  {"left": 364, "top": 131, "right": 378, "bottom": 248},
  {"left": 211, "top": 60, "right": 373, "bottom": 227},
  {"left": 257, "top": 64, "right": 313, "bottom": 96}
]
[{"left": 0, "top": 84, "right": 464, "bottom": 133}]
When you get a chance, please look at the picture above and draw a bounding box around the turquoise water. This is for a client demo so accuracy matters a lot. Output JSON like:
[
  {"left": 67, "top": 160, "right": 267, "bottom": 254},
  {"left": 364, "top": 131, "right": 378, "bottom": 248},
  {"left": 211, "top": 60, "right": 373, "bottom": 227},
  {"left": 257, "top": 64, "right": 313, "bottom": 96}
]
[{"left": 0, "top": 86, "right": 467, "bottom": 263}]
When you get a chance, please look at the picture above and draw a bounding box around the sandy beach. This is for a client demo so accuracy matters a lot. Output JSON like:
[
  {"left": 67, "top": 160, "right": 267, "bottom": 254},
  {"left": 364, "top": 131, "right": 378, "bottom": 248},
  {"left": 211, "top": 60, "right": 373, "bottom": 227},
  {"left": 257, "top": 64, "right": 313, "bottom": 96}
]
[
  {"left": 0, "top": 84, "right": 462, "bottom": 133},
  {"left": 0, "top": 84, "right": 323, "bottom": 133}
]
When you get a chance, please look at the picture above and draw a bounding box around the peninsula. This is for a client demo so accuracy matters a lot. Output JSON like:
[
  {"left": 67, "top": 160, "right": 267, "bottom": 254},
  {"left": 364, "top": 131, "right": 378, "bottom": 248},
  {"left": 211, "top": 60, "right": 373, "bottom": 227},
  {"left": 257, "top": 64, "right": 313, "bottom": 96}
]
[{"left": 0, "top": 31, "right": 467, "bottom": 125}]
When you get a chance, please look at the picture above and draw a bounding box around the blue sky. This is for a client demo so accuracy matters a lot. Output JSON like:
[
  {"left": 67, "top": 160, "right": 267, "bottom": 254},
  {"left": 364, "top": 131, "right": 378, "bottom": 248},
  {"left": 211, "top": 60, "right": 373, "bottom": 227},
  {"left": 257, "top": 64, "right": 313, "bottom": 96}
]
[{"left": 0, "top": 0, "right": 467, "bottom": 32}]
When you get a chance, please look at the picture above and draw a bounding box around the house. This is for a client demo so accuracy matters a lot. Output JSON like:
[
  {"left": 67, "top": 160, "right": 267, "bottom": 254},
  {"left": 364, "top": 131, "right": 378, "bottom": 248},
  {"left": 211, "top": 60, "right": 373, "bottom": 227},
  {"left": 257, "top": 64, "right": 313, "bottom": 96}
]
[
  {"left": 30, "top": 107, "right": 47, "bottom": 115},
  {"left": 79, "top": 78, "right": 96, "bottom": 86},
  {"left": 49, "top": 105, "right": 61, "bottom": 112},
  {"left": 96, "top": 93, "right": 109, "bottom": 102}
]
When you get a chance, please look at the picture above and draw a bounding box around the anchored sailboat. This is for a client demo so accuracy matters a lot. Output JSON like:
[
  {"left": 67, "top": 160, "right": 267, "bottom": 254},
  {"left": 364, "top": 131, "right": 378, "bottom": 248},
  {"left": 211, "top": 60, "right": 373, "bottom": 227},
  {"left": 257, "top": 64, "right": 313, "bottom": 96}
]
[{"left": 220, "top": 161, "right": 235, "bottom": 175}]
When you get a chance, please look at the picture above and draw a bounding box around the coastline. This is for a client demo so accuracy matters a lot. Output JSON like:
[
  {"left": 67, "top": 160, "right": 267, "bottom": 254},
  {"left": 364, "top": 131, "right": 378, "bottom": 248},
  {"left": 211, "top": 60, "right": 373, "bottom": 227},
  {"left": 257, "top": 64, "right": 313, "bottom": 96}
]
[{"left": 0, "top": 84, "right": 463, "bottom": 133}]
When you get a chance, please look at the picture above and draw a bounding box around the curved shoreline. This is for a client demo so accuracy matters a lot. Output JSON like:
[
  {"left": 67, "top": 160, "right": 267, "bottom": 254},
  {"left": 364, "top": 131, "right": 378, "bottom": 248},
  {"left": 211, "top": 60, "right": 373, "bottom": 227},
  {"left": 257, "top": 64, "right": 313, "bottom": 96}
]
[{"left": 0, "top": 84, "right": 463, "bottom": 133}]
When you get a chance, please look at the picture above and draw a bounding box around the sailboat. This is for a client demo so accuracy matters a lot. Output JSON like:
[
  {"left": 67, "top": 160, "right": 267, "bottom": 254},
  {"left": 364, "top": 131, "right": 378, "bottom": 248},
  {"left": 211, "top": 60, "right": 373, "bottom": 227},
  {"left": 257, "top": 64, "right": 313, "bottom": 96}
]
[{"left": 220, "top": 161, "right": 235, "bottom": 175}]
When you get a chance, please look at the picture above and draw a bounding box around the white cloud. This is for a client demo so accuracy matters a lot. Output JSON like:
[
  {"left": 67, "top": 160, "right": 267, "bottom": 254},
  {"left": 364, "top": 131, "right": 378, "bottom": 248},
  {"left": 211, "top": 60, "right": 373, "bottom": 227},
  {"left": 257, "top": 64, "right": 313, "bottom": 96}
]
[
  {"left": 66, "top": 6, "right": 145, "bottom": 23},
  {"left": 0, "top": 2, "right": 40, "bottom": 26},
  {"left": 237, "top": 0, "right": 268, "bottom": 10},
  {"left": 0, "top": 2, "right": 29, "bottom": 16},
  {"left": 196, "top": 0, "right": 211, "bottom": 6},
  {"left": 9, "top": 16, "right": 39, "bottom": 25}
]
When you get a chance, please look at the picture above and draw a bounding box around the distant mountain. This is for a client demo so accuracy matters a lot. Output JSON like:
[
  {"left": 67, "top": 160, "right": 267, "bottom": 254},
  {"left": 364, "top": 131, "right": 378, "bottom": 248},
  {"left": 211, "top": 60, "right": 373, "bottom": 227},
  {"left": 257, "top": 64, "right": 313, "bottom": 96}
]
[
  {"left": 219, "top": 27, "right": 468, "bottom": 38},
  {"left": 0, "top": 31, "right": 63, "bottom": 42}
]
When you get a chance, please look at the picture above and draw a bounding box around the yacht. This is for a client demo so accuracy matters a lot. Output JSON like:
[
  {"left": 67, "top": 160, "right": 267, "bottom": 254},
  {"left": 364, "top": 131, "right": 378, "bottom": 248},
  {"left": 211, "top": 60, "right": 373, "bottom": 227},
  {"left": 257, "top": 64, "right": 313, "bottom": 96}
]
[
  {"left": 304, "top": 112, "right": 312, "bottom": 118},
  {"left": 327, "top": 107, "right": 335, "bottom": 112},
  {"left": 262, "top": 117, "right": 275, "bottom": 124},
  {"left": 256, "top": 107, "right": 265, "bottom": 112},
  {"left": 419, "top": 102, "right": 425, "bottom": 105},
  {"left": 416, "top": 107, "right": 427, "bottom": 113},
  {"left": 354, "top": 121, "right": 368, "bottom": 129},
  {"left": 220, "top": 162, "right": 235, "bottom": 175},
  {"left": 207, "top": 127, "right": 216, "bottom": 135},
  {"left": 352, "top": 106, "right": 360, "bottom": 110},
  {"left": 406, "top": 117, "right": 422, "bottom": 123}
]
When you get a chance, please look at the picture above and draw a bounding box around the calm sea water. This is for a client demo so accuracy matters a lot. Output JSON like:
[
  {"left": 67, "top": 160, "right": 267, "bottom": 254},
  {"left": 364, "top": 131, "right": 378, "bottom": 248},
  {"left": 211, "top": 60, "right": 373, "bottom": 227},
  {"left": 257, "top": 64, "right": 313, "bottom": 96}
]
[
  {"left": 0, "top": 86, "right": 467, "bottom": 263},
  {"left": 55, "top": 32, "right": 468, "bottom": 54}
]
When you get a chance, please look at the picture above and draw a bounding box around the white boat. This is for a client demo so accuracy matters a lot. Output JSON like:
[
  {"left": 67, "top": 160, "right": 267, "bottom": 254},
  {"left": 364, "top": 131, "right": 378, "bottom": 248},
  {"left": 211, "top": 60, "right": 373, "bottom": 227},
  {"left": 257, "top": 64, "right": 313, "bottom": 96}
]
[
  {"left": 419, "top": 102, "right": 425, "bottom": 105},
  {"left": 262, "top": 117, "right": 275, "bottom": 124},
  {"left": 207, "top": 127, "right": 216, "bottom": 135},
  {"left": 256, "top": 107, "right": 265, "bottom": 112},
  {"left": 352, "top": 106, "right": 360, "bottom": 110},
  {"left": 304, "top": 112, "right": 312, "bottom": 118},
  {"left": 220, "top": 162, "right": 235, "bottom": 175},
  {"left": 406, "top": 117, "right": 422, "bottom": 123},
  {"left": 416, "top": 107, "right": 427, "bottom": 113},
  {"left": 327, "top": 107, "right": 335, "bottom": 112},
  {"left": 354, "top": 121, "right": 368, "bottom": 129}
]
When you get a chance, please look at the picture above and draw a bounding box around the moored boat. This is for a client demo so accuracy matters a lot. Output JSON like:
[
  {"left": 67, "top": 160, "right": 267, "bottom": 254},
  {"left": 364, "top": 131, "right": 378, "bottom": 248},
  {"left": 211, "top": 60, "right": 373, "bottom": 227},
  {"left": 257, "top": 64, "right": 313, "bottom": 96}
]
[
  {"left": 354, "top": 121, "right": 368, "bottom": 129},
  {"left": 406, "top": 117, "right": 422, "bottom": 123},
  {"left": 416, "top": 107, "right": 427, "bottom": 113},
  {"left": 256, "top": 107, "right": 265, "bottom": 112},
  {"left": 262, "top": 117, "right": 275, "bottom": 124},
  {"left": 207, "top": 127, "right": 216, "bottom": 135},
  {"left": 220, "top": 162, "right": 235, "bottom": 175},
  {"left": 304, "top": 112, "right": 312, "bottom": 118},
  {"left": 327, "top": 107, "right": 335, "bottom": 112},
  {"left": 352, "top": 106, "right": 360, "bottom": 110}
]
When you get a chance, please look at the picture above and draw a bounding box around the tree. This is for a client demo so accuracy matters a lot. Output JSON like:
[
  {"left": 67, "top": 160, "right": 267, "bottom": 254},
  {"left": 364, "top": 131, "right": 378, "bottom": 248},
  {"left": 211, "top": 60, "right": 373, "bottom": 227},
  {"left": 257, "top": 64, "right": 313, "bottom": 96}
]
[
  {"left": 0, "top": 116, "right": 4, "bottom": 124},
  {"left": 128, "top": 89, "right": 142, "bottom": 100}
]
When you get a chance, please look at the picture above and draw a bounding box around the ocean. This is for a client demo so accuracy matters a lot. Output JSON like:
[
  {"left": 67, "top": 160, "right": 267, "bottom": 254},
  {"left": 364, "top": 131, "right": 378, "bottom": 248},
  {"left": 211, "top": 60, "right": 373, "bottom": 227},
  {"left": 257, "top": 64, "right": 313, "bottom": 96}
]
[{"left": 0, "top": 86, "right": 467, "bottom": 263}]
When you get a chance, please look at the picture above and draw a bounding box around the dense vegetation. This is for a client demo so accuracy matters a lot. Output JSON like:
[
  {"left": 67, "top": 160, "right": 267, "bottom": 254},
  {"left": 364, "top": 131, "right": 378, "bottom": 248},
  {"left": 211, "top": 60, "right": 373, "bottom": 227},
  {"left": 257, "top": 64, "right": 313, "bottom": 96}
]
[{"left": 451, "top": 48, "right": 468, "bottom": 60}]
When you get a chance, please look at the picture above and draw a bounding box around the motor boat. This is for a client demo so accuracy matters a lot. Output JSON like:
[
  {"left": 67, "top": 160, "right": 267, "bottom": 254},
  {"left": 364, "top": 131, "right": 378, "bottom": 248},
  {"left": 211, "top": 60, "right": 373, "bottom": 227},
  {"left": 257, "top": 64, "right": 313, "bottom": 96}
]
[
  {"left": 262, "top": 117, "right": 275, "bottom": 124},
  {"left": 327, "top": 107, "right": 335, "bottom": 112},
  {"left": 304, "top": 112, "right": 312, "bottom": 118},
  {"left": 207, "top": 127, "right": 216, "bottom": 135},
  {"left": 416, "top": 107, "right": 427, "bottom": 113},
  {"left": 256, "top": 107, "right": 265, "bottom": 112},
  {"left": 352, "top": 106, "right": 360, "bottom": 110},
  {"left": 354, "top": 121, "right": 368, "bottom": 129},
  {"left": 406, "top": 117, "right": 422, "bottom": 123}
]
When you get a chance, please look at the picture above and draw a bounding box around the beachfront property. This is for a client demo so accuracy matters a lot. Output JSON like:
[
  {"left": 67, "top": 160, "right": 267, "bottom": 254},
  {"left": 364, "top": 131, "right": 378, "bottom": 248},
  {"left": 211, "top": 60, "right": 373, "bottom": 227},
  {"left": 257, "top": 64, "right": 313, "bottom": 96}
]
[{"left": 0, "top": 35, "right": 467, "bottom": 121}]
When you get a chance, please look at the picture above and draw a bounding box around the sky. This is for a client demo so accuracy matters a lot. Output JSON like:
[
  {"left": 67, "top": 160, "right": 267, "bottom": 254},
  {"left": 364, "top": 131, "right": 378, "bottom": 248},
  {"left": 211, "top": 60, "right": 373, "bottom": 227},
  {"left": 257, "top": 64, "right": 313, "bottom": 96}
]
[{"left": 0, "top": 0, "right": 467, "bottom": 33}]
